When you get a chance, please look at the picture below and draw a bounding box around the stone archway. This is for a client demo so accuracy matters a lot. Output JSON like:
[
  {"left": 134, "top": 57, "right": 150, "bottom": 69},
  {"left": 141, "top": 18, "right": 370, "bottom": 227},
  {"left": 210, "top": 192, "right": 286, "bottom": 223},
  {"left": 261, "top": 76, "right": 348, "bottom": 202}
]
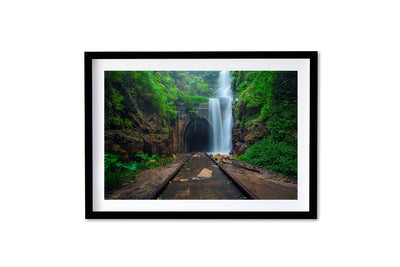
[
  {"left": 172, "top": 106, "right": 212, "bottom": 153},
  {"left": 184, "top": 117, "right": 212, "bottom": 152}
]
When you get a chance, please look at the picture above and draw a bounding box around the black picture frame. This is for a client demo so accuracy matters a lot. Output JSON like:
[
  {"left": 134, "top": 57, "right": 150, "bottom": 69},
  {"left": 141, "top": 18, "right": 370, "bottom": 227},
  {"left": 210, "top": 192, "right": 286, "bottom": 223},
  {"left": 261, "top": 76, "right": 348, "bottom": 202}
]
[{"left": 85, "top": 51, "right": 318, "bottom": 219}]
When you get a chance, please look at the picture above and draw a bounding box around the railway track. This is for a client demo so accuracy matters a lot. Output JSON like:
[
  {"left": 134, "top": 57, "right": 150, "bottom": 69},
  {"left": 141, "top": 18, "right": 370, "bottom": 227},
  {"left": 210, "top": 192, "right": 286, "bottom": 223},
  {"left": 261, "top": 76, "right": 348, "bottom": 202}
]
[{"left": 153, "top": 152, "right": 256, "bottom": 200}]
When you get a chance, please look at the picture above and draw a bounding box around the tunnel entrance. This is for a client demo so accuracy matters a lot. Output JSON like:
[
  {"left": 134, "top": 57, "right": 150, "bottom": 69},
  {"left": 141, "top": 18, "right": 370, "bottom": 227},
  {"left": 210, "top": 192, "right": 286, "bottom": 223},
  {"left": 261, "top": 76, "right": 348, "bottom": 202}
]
[{"left": 184, "top": 118, "right": 211, "bottom": 152}]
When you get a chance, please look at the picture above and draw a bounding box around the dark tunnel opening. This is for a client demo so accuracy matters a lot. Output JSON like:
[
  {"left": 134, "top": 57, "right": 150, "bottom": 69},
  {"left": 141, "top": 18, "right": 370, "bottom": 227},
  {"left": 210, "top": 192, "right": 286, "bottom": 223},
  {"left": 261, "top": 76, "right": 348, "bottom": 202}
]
[{"left": 184, "top": 118, "right": 211, "bottom": 152}]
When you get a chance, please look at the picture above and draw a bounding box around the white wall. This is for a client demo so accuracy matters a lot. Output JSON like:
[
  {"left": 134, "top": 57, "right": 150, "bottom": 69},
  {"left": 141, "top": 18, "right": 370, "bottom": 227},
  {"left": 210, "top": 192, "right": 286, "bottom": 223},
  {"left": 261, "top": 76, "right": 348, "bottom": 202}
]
[{"left": 1, "top": 1, "right": 399, "bottom": 266}]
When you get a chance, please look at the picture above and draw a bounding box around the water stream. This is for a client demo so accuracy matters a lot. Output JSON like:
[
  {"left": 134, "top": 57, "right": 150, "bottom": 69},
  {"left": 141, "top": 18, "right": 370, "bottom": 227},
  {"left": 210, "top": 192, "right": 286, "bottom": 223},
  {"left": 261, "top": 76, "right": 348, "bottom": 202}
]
[{"left": 209, "top": 71, "right": 233, "bottom": 154}]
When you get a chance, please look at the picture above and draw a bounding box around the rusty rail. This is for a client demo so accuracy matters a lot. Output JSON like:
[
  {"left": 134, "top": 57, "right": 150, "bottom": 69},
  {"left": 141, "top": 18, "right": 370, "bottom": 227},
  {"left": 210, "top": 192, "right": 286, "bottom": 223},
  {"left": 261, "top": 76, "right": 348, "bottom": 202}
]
[
  {"left": 206, "top": 153, "right": 259, "bottom": 200},
  {"left": 148, "top": 152, "right": 194, "bottom": 199}
]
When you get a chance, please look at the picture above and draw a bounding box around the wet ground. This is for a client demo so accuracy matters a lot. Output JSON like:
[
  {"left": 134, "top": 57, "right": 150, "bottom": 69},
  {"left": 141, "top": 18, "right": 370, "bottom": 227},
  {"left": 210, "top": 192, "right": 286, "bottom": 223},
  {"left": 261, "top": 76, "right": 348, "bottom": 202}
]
[
  {"left": 159, "top": 153, "right": 245, "bottom": 199},
  {"left": 108, "top": 152, "right": 297, "bottom": 200}
]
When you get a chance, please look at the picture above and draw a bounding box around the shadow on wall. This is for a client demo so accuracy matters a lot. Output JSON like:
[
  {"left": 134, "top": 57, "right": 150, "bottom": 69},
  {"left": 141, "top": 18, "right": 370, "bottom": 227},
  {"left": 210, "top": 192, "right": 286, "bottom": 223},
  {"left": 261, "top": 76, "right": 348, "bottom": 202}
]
[{"left": 184, "top": 117, "right": 211, "bottom": 152}]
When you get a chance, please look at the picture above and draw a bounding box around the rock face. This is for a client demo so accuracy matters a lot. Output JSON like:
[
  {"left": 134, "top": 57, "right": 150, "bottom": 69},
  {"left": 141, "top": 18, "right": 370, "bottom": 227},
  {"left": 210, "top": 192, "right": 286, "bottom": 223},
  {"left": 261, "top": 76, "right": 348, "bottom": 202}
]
[
  {"left": 233, "top": 142, "right": 248, "bottom": 156},
  {"left": 105, "top": 105, "right": 210, "bottom": 162},
  {"left": 244, "top": 120, "right": 269, "bottom": 144},
  {"left": 105, "top": 109, "right": 174, "bottom": 162},
  {"left": 105, "top": 130, "right": 174, "bottom": 162},
  {"left": 232, "top": 120, "right": 269, "bottom": 156}
]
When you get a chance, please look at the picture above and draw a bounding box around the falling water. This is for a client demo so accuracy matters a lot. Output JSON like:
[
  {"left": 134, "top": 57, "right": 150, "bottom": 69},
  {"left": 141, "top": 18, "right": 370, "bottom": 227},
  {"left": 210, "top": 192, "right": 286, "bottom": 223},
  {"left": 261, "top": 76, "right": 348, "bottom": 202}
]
[{"left": 209, "top": 71, "right": 233, "bottom": 154}]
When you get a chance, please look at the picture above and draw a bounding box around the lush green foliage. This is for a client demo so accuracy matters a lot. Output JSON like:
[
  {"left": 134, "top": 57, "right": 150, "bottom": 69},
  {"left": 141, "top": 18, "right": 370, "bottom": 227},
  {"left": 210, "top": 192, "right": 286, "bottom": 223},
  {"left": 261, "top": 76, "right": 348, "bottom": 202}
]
[
  {"left": 105, "top": 148, "right": 173, "bottom": 192},
  {"left": 105, "top": 71, "right": 177, "bottom": 130},
  {"left": 232, "top": 71, "right": 298, "bottom": 177},
  {"left": 239, "top": 137, "right": 297, "bottom": 177},
  {"left": 104, "top": 80, "right": 133, "bottom": 130},
  {"left": 104, "top": 152, "right": 138, "bottom": 192},
  {"left": 171, "top": 71, "right": 217, "bottom": 97},
  {"left": 105, "top": 71, "right": 218, "bottom": 130},
  {"left": 171, "top": 71, "right": 217, "bottom": 116}
]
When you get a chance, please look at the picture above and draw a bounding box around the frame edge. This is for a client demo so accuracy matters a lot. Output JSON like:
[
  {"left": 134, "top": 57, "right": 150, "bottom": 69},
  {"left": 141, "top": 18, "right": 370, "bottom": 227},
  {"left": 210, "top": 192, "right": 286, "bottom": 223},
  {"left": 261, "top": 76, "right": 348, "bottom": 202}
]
[{"left": 84, "top": 51, "right": 318, "bottom": 219}]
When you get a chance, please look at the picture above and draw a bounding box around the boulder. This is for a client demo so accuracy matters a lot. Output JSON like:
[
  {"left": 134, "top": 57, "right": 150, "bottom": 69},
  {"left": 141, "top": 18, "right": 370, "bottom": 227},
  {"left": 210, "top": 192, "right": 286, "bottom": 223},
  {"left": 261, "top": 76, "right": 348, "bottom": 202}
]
[{"left": 192, "top": 168, "right": 213, "bottom": 181}]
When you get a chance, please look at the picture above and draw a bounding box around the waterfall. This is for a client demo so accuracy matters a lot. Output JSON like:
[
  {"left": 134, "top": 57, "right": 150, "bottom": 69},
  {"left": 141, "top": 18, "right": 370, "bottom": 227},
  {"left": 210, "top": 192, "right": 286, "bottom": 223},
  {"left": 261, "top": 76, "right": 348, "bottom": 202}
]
[{"left": 209, "top": 71, "right": 233, "bottom": 154}]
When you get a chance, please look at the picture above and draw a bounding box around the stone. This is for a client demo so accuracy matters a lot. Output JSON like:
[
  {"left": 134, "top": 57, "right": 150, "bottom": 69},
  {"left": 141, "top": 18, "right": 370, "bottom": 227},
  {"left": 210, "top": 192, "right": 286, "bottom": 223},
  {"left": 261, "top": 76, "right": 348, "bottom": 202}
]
[
  {"left": 236, "top": 144, "right": 248, "bottom": 156},
  {"left": 232, "top": 121, "right": 269, "bottom": 148},
  {"left": 192, "top": 168, "right": 213, "bottom": 181},
  {"left": 244, "top": 121, "right": 269, "bottom": 144}
]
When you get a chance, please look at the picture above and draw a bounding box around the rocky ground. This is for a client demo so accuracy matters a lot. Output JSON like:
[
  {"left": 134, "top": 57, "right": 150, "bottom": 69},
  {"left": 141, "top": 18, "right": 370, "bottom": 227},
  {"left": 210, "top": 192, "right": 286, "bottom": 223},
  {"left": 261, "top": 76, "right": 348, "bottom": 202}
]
[{"left": 210, "top": 153, "right": 297, "bottom": 199}]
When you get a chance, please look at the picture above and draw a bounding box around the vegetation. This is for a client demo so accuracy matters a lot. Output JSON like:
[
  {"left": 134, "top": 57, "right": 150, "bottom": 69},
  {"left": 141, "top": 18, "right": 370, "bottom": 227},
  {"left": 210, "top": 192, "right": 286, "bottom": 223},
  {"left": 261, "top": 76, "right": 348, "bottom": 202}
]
[
  {"left": 231, "top": 71, "right": 298, "bottom": 177},
  {"left": 105, "top": 147, "right": 173, "bottom": 192},
  {"left": 239, "top": 138, "right": 297, "bottom": 177},
  {"left": 104, "top": 71, "right": 218, "bottom": 193},
  {"left": 104, "top": 70, "right": 298, "bottom": 193},
  {"left": 105, "top": 71, "right": 218, "bottom": 130}
]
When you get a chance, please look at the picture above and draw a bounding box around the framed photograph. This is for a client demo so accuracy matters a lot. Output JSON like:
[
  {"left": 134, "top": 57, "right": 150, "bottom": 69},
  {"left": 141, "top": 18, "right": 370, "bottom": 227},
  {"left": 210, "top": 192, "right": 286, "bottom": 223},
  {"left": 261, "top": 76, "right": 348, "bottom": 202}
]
[{"left": 85, "top": 51, "right": 317, "bottom": 219}]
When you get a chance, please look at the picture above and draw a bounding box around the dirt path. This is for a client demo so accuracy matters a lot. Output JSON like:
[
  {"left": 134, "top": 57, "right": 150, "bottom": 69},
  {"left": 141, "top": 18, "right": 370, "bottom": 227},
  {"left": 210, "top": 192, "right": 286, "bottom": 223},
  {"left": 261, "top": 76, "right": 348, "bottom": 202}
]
[
  {"left": 160, "top": 153, "right": 245, "bottom": 199},
  {"left": 213, "top": 157, "right": 298, "bottom": 199}
]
